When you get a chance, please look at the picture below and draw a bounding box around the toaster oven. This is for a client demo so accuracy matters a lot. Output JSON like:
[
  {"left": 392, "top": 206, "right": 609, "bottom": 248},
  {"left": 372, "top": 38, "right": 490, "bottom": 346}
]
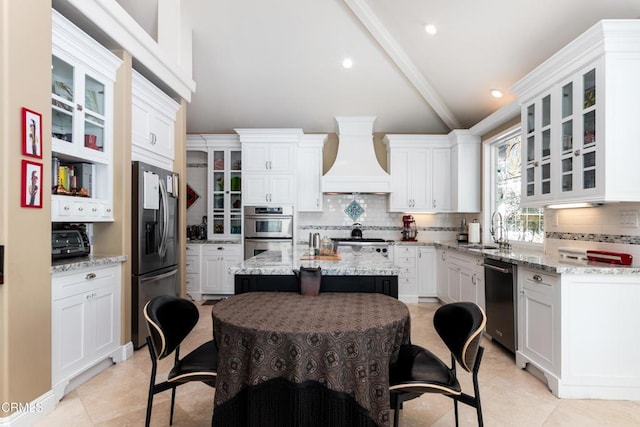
[{"left": 51, "top": 229, "right": 90, "bottom": 260}]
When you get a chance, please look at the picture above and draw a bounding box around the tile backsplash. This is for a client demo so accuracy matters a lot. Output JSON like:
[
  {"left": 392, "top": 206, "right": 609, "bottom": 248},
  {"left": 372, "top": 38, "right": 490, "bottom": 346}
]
[
  {"left": 545, "top": 202, "right": 640, "bottom": 264},
  {"left": 298, "top": 194, "right": 474, "bottom": 242}
]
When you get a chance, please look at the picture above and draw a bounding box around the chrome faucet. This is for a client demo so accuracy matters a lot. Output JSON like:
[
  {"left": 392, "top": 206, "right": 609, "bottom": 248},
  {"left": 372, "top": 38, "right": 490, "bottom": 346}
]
[{"left": 490, "top": 211, "right": 511, "bottom": 251}]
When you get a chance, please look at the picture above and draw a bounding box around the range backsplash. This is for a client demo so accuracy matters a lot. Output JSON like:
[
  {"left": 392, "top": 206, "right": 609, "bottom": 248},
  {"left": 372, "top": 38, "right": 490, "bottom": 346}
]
[{"left": 298, "top": 193, "right": 474, "bottom": 242}]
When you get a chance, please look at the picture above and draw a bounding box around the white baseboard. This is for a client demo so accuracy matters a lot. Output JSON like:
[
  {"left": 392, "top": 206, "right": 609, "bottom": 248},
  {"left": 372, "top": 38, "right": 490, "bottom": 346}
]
[{"left": 0, "top": 390, "right": 57, "bottom": 427}]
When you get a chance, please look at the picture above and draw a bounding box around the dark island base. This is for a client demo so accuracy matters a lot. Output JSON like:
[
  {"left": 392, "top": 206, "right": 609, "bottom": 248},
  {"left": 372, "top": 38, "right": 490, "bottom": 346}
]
[
  {"left": 234, "top": 275, "right": 398, "bottom": 298},
  {"left": 212, "top": 378, "right": 380, "bottom": 427}
]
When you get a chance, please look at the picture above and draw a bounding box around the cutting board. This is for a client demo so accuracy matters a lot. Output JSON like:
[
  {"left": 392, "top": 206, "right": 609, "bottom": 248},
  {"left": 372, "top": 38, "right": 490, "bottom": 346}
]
[{"left": 300, "top": 253, "right": 342, "bottom": 261}]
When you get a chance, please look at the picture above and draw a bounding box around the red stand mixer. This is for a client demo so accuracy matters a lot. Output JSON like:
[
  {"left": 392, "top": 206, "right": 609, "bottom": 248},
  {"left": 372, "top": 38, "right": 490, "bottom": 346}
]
[{"left": 401, "top": 215, "right": 418, "bottom": 241}]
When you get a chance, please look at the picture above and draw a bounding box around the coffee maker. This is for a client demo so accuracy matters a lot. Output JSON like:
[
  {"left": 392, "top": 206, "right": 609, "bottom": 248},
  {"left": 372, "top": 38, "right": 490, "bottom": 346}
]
[{"left": 401, "top": 215, "right": 418, "bottom": 241}]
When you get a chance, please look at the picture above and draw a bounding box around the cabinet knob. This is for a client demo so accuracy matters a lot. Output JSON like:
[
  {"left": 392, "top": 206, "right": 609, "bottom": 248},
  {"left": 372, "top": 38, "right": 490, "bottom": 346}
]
[
  {"left": 106, "top": 208, "right": 112, "bottom": 213},
  {"left": 520, "top": 290, "right": 525, "bottom": 296},
  {"left": 77, "top": 104, "right": 83, "bottom": 111},
  {"left": 534, "top": 161, "right": 539, "bottom": 167},
  {"left": 63, "top": 205, "right": 70, "bottom": 211},
  {"left": 78, "top": 207, "right": 84, "bottom": 211},
  {"left": 574, "top": 149, "right": 580, "bottom": 157},
  {"left": 92, "top": 207, "right": 98, "bottom": 212}
]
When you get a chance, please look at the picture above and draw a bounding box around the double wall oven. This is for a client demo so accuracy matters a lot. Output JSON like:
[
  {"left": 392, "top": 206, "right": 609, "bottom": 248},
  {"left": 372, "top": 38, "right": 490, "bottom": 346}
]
[{"left": 244, "top": 206, "right": 294, "bottom": 259}]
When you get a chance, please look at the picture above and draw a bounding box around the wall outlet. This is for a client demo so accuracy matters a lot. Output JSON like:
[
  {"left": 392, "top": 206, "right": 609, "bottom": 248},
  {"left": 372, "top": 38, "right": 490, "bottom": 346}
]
[{"left": 619, "top": 210, "right": 639, "bottom": 228}]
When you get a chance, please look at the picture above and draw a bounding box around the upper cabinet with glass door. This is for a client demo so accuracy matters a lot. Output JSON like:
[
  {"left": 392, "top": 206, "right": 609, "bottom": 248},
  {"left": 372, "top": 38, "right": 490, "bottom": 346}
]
[
  {"left": 513, "top": 20, "right": 640, "bottom": 206},
  {"left": 51, "top": 11, "right": 120, "bottom": 164},
  {"left": 51, "top": 10, "right": 121, "bottom": 222},
  {"left": 210, "top": 147, "right": 242, "bottom": 238}
]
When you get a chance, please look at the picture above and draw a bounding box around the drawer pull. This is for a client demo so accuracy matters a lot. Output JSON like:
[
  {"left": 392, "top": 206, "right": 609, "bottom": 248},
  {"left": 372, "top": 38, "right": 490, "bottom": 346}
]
[
  {"left": 532, "top": 274, "right": 543, "bottom": 282},
  {"left": 85, "top": 273, "right": 97, "bottom": 280}
]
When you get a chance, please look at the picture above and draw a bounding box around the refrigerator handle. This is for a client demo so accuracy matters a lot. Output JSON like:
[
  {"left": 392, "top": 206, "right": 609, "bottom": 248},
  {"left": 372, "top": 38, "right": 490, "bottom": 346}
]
[
  {"left": 139, "top": 268, "right": 177, "bottom": 284},
  {"left": 158, "top": 178, "right": 169, "bottom": 258}
]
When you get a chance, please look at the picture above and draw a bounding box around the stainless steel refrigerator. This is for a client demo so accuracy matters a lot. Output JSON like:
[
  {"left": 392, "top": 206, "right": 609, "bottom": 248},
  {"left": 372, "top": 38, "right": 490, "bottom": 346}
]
[{"left": 131, "top": 161, "right": 180, "bottom": 348}]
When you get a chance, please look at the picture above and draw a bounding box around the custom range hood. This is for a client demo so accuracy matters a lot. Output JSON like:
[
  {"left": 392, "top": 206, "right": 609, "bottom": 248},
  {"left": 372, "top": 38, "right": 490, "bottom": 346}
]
[{"left": 322, "top": 116, "right": 391, "bottom": 193}]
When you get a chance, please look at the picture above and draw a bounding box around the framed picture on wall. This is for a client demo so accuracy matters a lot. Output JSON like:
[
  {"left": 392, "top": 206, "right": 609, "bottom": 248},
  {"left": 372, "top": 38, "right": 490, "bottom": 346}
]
[
  {"left": 21, "top": 160, "right": 43, "bottom": 208},
  {"left": 22, "top": 107, "right": 42, "bottom": 159}
]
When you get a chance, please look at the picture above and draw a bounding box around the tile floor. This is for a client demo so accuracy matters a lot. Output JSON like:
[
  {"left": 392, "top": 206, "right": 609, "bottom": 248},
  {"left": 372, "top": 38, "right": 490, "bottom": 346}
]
[{"left": 36, "top": 301, "right": 640, "bottom": 426}]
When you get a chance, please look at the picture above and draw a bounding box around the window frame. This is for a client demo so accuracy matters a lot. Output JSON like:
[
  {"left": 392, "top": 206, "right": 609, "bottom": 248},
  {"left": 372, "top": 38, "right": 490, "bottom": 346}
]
[{"left": 482, "top": 124, "right": 544, "bottom": 250}]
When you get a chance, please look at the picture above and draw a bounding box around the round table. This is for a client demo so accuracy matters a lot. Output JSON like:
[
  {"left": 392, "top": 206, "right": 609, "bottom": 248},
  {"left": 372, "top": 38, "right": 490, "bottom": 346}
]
[{"left": 211, "top": 292, "right": 411, "bottom": 427}]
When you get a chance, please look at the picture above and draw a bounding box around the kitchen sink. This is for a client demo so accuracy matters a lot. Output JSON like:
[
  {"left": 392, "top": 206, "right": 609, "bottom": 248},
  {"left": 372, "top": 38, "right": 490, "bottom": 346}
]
[{"left": 465, "top": 244, "right": 498, "bottom": 250}]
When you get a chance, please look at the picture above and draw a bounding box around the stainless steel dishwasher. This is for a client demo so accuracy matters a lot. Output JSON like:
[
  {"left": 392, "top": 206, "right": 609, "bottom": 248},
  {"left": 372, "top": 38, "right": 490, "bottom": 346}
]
[{"left": 483, "top": 258, "right": 517, "bottom": 353}]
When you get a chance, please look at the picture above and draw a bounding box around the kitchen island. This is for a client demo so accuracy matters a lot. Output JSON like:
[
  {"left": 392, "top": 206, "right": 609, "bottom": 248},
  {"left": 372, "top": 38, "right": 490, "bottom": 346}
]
[{"left": 231, "top": 246, "right": 401, "bottom": 298}]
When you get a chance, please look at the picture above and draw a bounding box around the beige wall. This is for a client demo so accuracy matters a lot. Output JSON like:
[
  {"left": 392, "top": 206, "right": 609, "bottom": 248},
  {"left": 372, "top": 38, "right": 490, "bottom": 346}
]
[
  {"left": 0, "top": 0, "right": 53, "bottom": 414},
  {"left": 175, "top": 99, "right": 188, "bottom": 296}
]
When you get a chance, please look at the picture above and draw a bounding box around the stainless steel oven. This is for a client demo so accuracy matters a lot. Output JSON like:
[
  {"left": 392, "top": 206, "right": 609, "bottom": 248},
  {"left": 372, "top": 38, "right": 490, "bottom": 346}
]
[{"left": 244, "top": 205, "right": 293, "bottom": 259}]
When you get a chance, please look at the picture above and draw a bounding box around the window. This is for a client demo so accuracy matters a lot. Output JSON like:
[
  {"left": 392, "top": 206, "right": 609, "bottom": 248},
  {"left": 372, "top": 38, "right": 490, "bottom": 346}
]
[{"left": 488, "top": 129, "right": 544, "bottom": 245}]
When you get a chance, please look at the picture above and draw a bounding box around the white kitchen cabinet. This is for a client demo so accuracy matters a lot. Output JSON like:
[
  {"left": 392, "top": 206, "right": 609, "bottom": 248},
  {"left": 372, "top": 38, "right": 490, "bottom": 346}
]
[
  {"left": 51, "top": 11, "right": 120, "bottom": 222},
  {"left": 436, "top": 248, "right": 449, "bottom": 301},
  {"left": 384, "top": 135, "right": 451, "bottom": 213},
  {"left": 201, "top": 244, "right": 242, "bottom": 296},
  {"left": 512, "top": 21, "right": 640, "bottom": 206},
  {"left": 243, "top": 173, "right": 295, "bottom": 205},
  {"left": 132, "top": 70, "right": 180, "bottom": 171},
  {"left": 394, "top": 245, "right": 437, "bottom": 303},
  {"left": 395, "top": 246, "right": 418, "bottom": 303},
  {"left": 416, "top": 247, "right": 437, "bottom": 299},
  {"left": 187, "top": 135, "right": 243, "bottom": 239},
  {"left": 242, "top": 142, "right": 295, "bottom": 173},
  {"left": 517, "top": 268, "right": 560, "bottom": 378},
  {"left": 51, "top": 263, "right": 122, "bottom": 401},
  {"left": 436, "top": 249, "right": 484, "bottom": 308},
  {"left": 297, "top": 134, "right": 328, "bottom": 212},
  {"left": 236, "top": 128, "right": 301, "bottom": 206},
  {"left": 515, "top": 266, "right": 640, "bottom": 400},
  {"left": 185, "top": 244, "right": 202, "bottom": 299},
  {"left": 449, "top": 130, "right": 481, "bottom": 212}
]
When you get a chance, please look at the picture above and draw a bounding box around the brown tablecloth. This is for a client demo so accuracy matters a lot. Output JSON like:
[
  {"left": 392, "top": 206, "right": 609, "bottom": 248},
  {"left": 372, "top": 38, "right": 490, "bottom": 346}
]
[{"left": 211, "top": 292, "right": 411, "bottom": 427}]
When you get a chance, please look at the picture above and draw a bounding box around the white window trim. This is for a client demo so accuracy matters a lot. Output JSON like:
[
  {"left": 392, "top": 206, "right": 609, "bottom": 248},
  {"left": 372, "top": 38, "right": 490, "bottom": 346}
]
[{"left": 482, "top": 124, "right": 544, "bottom": 251}]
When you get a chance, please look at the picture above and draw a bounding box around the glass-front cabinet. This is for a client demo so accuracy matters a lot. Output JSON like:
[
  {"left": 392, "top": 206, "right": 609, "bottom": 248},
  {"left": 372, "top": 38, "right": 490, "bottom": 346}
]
[
  {"left": 209, "top": 148, "right": 242, "bottom": 238},
  {"left": 513, "top": 20, "right": 640, "bottom": 206},
  {"left": 186, "top": 135, "right": 242, "bottom": 240},
  {"left": 51, "top": 10, "right": 120, "bottom": 222},
  {"left": 522, "top": 91, "right": 553, "bottom": 202}
]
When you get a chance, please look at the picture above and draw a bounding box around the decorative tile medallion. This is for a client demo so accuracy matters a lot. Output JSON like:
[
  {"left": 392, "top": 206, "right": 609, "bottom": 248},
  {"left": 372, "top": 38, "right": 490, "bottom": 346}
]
[{"left": 344, "top": 200, "right": 364, "bottom": 221}]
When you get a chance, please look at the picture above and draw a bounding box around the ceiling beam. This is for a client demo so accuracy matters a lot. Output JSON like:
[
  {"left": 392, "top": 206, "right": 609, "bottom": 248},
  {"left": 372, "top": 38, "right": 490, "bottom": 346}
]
[{"left": 344, "top": 0, "right": 461, "bottom": 130}]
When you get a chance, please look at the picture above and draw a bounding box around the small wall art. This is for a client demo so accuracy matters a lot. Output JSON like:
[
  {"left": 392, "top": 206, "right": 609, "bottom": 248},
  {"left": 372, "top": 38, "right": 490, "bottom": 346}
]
[
  {"left": 21, "top": 160, "right": 43, "bottom": 208},
  {"left": 22, "top": 107, "right": 42, "bottom": 159}
]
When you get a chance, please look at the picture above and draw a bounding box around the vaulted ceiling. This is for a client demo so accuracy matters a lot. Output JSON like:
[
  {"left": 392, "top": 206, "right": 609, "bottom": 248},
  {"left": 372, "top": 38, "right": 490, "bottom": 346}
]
[{"left": 119, "top": 0, "right": 640, "bottom": 135}]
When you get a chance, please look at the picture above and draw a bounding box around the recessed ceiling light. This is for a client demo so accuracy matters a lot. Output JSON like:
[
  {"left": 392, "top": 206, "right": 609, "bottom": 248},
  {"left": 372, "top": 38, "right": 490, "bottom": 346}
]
[
  {"left": 342, "top": 58, "right": 353, "bottom": 69},
  {"left": 490, "top": 89, "right": 504, "bottom": 98},
  {"left": 424, "top": 24, "right": 437, "bottom": 35}
]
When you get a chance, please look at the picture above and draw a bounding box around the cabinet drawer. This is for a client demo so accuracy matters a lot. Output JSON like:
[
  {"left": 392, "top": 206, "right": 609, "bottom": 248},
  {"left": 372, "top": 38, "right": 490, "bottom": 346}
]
[
  {"left": 395, "top": 247, "right": 416, "bottom": 258},
  {"left": 203, "top": 244, "right": 241, "bottom": 257},
  {"left": 52, "top": 265, "right": 119, "bottom": 300},
  {"left": 185, "top": 256, "right": 200, "bottom": 274},
  {"left": 521, "top": 269, "right": 558, "bottom": 294}
]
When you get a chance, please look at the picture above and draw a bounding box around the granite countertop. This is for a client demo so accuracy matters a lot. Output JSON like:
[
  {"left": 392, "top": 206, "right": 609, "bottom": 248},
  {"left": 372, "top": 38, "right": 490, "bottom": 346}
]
[
  {"left": 51, "top": 254, "right": 127, "bottom": 274},
  {"left": 417, "top": 240, "right": 640, "bottom": 275},
  {"left": 230, "top": 245, "right": 401, "bottom": 276}
]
